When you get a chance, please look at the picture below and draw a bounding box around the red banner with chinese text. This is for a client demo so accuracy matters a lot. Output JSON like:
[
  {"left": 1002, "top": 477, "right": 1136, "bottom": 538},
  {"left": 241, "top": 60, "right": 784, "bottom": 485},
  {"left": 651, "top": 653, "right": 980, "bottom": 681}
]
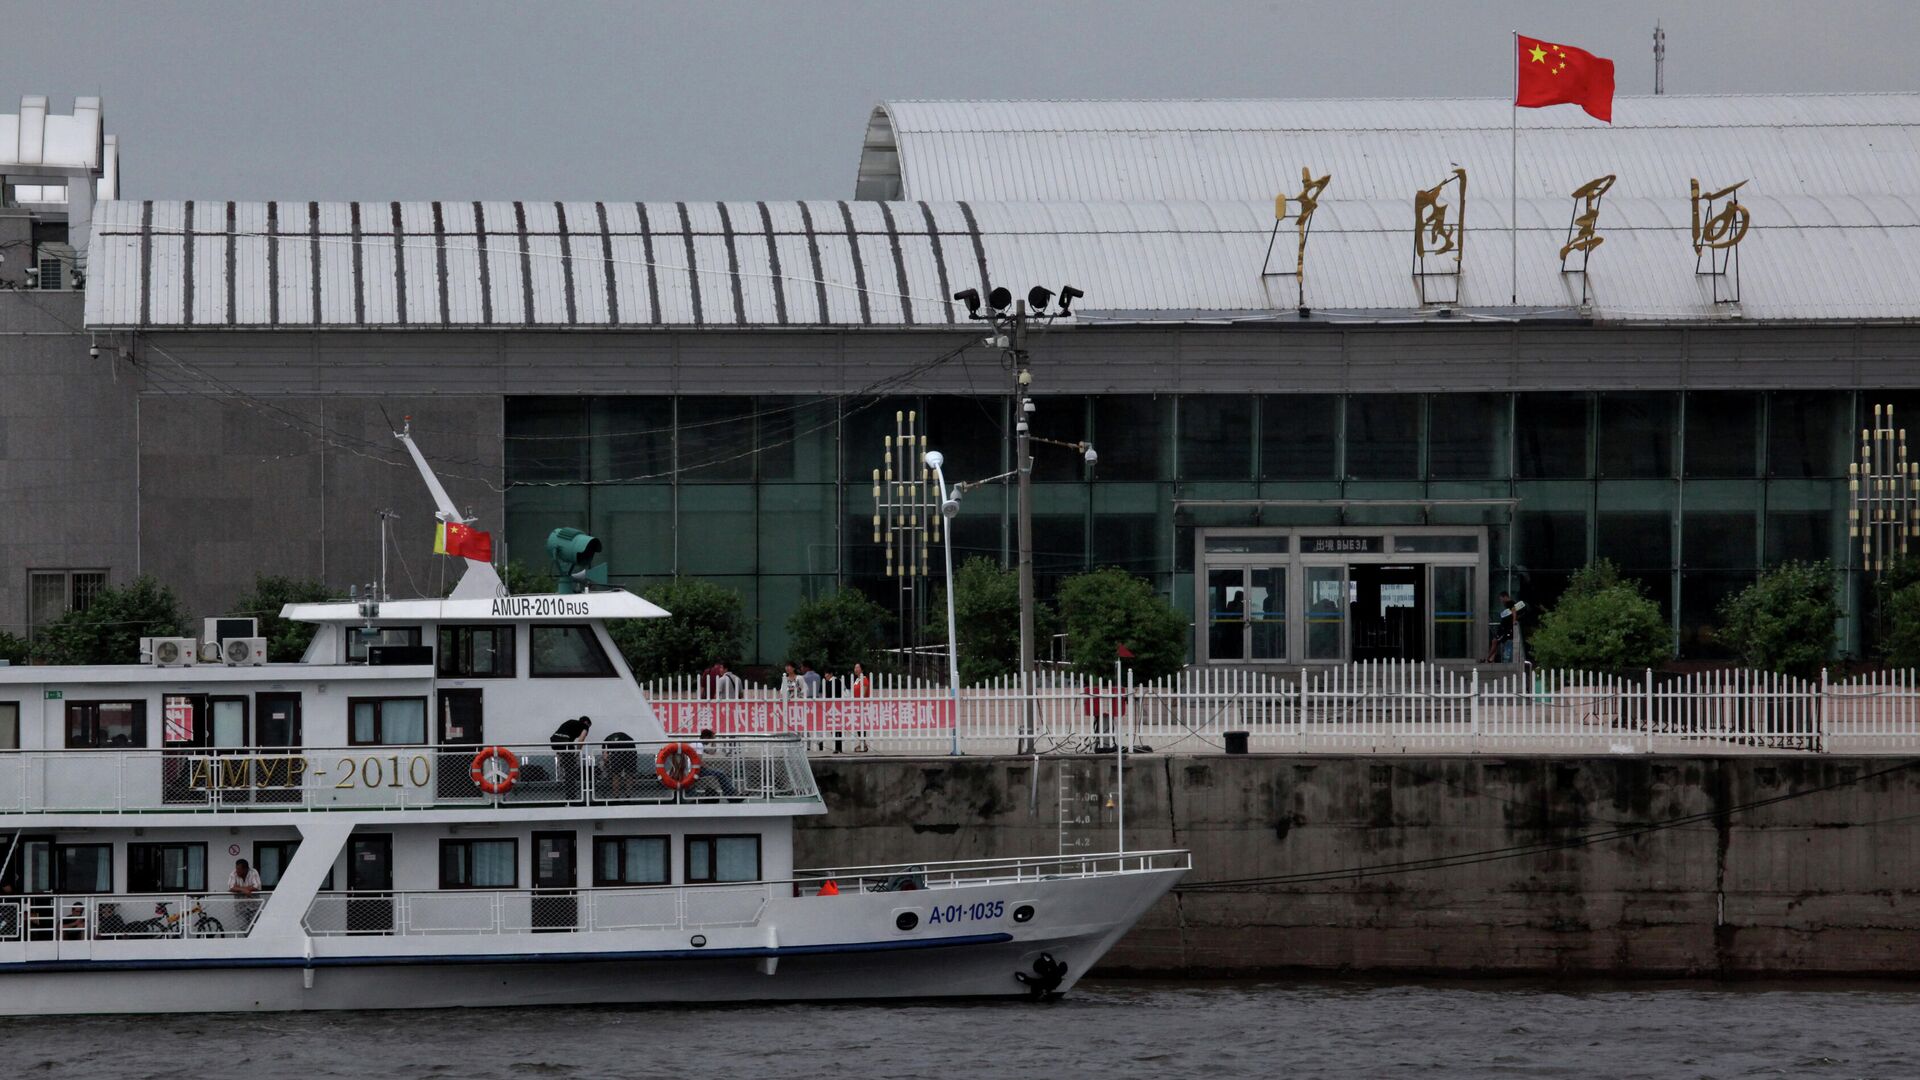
[{"left": 655, "top": 699, "right": 956, "bottom": 735}]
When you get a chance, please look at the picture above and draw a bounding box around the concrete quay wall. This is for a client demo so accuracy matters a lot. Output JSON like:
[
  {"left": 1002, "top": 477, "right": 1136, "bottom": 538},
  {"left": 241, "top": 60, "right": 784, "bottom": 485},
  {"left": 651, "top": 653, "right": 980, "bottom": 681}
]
[{"left": 795, "top": 755, "right": 1920, "bottom": 977}]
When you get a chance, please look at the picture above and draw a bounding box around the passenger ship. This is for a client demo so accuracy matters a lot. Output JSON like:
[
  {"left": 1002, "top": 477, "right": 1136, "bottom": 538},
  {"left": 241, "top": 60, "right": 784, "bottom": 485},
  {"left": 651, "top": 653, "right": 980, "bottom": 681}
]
[{"left": 0, "top": 432, "right": 1184, "bottom": 1015}]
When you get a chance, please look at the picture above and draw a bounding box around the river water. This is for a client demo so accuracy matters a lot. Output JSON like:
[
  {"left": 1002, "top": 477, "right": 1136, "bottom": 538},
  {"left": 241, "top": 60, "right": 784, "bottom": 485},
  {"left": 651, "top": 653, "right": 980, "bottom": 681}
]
[{"left": 3, "top": 979, "right": 1913, "bottom": 1079}]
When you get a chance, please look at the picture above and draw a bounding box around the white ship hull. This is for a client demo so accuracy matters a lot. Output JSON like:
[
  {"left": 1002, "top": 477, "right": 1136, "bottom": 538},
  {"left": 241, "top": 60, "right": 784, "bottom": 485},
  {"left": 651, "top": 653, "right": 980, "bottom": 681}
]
[{"left": 0, "top": 864, "right": 1180, "bottom": 1015}]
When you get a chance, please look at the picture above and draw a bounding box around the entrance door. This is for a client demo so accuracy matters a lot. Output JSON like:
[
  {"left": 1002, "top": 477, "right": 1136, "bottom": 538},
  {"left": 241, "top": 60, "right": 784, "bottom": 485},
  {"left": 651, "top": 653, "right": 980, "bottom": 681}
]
[
  {"left": 437, "top": 689, "right": 484, "bottom": 801},
  {"left": 1350, "top": 564, "right": 1426, "bottom": 661},
  {"left": 1206, "top": 567, "right": 1288, "bottom": 662},
  {"left": 532, "top": 831, "right": 578, "bottom": 932},
  {"left": 346, "top": 834, "right": 394, "bottom": 934},
  {"left": 160, "top": 694, "right": 209, "bottom": 805},
  {"left": 1304, "top": 565, "right": 1348, "bottom": 661},
  {"left": 253, "top": 692, "right": 304, "bottom": 805}
]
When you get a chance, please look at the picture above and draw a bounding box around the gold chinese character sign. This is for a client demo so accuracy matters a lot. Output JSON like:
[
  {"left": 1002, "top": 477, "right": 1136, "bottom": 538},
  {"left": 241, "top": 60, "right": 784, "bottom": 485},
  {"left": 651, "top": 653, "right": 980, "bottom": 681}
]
[
  {"left": 1691, "top": 178, "right": 1751, "bottom": 303},
  {"left": 1412, "top": 167, "right": 1466, "bottom": 306},
  {"left": 1559, "top": 174, "right": 1615, "bottom": 305},
  {"left": 1260, "top": 168, "right": 1331, "bottom": 313}
]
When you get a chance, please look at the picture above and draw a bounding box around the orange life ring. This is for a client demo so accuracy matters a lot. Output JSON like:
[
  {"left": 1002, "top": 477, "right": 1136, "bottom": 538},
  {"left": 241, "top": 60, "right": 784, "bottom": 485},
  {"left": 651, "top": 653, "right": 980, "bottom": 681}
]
[
  {"left": 470, "top": 746, "right": 521, "bottom": 795},
  {"left": 655, "top": 742, "right": 703, "bottom": 790}
]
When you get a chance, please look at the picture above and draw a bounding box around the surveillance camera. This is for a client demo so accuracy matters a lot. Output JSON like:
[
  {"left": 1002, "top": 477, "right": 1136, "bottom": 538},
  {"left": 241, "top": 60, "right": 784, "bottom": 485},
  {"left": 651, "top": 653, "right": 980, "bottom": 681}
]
[
  {"left": 923, "top": 450, "right": 944, "bottom": 469},
  {"left": 1023, "top": 400, "right": 1036, "bottom": 414},
  {"left": 942, "top": 498, "right": 961, "bottom": 518},
  {"left": 89, "top": 344, "right": 100, "bottom": 359},
  {"left": 1017, "top": 370, "right": 1032, "bottom": 387},
  {"left": 1084, "top": 447, "right": 1099, "bottom": 466}
]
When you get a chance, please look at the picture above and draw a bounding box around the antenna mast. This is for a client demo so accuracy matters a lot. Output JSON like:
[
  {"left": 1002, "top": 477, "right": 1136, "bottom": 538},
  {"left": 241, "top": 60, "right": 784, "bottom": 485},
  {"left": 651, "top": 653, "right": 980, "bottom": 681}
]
[
  {"left": 1653, "top": 21, "right": 1666, "bottom": 95},
  {"left": 376, "top": 509, "right": 399, "bottom": 600}
]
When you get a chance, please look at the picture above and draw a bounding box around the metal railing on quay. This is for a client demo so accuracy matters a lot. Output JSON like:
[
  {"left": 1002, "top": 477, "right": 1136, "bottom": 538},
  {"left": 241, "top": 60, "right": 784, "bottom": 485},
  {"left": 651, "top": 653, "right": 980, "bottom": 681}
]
[
  {"left": 643, "top": 665, "right": 1920, "bottom": 757},
  {"left": 0, "top": 736, "right": 817, "bottom": 814},
  {"left": 298, "top": 851, "right": 1190, "bottom": 938},
  {"left": 0, "top": 892, "right": 260, "bottom": 943}
]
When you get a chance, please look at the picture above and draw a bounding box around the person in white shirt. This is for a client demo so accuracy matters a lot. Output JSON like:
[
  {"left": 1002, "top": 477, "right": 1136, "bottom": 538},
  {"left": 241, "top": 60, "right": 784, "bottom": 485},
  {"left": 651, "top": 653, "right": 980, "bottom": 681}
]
[{"left": 228, "top": 858, "right": 263, "bottom": 930}]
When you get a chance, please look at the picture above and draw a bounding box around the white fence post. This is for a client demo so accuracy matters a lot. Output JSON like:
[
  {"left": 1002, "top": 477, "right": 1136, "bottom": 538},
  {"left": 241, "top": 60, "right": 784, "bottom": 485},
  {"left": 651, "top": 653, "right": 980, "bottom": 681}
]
[{"left": 1469, "top": 666, "right": 1481, "bottom": 751}]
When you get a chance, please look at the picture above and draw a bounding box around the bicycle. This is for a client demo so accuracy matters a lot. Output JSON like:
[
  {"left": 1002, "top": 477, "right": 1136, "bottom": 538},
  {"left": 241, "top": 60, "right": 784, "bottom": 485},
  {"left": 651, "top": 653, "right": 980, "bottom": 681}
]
[{"left": 127, "top": 899, "right": 225, "bottom": 938}]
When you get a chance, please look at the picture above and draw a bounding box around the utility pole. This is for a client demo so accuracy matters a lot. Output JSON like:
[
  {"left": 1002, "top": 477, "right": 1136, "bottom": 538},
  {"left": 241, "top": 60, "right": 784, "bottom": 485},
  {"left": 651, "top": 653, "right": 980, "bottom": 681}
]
[{"left": 1010, "top": 301, "right": 1037, "bottom": 753}]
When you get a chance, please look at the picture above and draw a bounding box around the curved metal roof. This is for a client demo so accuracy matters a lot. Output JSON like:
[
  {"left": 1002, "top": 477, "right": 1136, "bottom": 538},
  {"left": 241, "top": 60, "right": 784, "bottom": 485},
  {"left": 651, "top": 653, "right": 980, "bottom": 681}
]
[
  {"left": 858, "top": 94, "right": 1920, "bottom": 202},
  {"left": 83, "top": 192, "right": 1920, "bottom": 327}
]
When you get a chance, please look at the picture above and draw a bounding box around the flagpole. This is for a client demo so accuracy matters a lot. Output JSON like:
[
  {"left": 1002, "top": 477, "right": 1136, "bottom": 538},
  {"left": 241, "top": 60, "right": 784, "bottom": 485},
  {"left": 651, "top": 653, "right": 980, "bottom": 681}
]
[{"left": 1511, "top": 30, "right": 1520, "bottom": 306}]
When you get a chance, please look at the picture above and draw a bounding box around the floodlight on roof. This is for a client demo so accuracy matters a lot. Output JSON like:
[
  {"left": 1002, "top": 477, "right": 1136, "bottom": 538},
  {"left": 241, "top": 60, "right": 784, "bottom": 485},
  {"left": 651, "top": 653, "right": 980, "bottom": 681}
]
[
  {"left": 1027, "top": 286, "right": 1054, "bottom": 311},
  {"left": 1057, "top": 285, "right": 1084, "bottom": 315},
  {"left": 952, "top": 289, "right": 981, "bottom": 317},
  {"left": 987, "top": 286, "right": 1012, "bottom": 312}
]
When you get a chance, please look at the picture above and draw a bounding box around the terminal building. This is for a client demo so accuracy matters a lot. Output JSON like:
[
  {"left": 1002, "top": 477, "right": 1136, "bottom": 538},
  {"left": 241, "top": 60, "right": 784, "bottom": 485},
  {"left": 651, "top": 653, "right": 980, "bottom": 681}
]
[{"left": 6, "top": 93, "right": 1920, "bottom": 668}]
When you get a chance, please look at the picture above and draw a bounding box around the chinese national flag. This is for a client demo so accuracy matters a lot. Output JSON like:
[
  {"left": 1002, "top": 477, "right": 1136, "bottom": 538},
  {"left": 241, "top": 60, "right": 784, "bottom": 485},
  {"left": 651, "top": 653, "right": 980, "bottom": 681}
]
[
  {"left": 434, "top": 521, "right": 493, "bottom": 562},
  {"left": 1516, "top": 36, "right": 1615, "bottom": 123}
]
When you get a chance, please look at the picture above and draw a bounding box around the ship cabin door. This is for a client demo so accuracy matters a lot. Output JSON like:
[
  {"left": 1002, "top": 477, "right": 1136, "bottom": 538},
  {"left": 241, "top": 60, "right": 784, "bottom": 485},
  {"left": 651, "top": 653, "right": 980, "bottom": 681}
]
[
  {"left": 346, "top": 833, "right": 394, "bottom": 934},
  {"left": 532, "top": 831, "right": 578, "bottom": 932},
  {"left": 436, "top": 689, "right": 484, "bottom": 800}
]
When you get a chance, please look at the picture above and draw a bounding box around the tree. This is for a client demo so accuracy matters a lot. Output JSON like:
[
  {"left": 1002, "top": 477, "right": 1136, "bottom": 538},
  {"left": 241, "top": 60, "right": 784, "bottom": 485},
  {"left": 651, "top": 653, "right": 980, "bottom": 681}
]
[
  {"left": 230, "top": 574, "right": 335, "bottom": 662},
  {"left": 1527, "top": 559, "right": 1673, "bottom": 676},
  {"left": 787, "top": 588, "right": 891, "bottom": 674},
  {"left": 925, "top": 557, "right": 1030, "bottom": 685},
  {"left": 0, "top": 630, "right": 28, "bottom": 665},
  {"left": 34, "top": 576, "right": 190, "bottom": 666},
  {"left": 500, "top": 560, "right": 549, "bottom": 595},
  {"left": 1054, "top": 568, "right": 1188, "bottom": 681},
  {"left": 605, "top": 578, "right": 748, "bottom": 681},
  {"left": 1880, "top": 579, "right": 1920, "bottom": 668},
  {"left": 1715, "top": 560, "right": 1841, "bottom": 679}
]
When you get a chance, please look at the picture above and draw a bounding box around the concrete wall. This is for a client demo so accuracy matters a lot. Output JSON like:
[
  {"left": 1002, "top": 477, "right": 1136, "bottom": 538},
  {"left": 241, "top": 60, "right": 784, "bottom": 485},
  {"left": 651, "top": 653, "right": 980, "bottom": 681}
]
[
  {"left": 0, "top": 292, "right": 136, "bottom": 639},
  {"left": 797, "top": 754, "right": 1920, "bottom": 977}
]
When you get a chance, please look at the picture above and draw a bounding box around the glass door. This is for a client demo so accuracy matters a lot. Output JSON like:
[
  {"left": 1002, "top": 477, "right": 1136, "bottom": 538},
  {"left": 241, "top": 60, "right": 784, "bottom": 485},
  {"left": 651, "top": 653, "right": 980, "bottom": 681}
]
[
  {"left": 1206, "top": 567, "right": 1288, "bottom": 662},
  {"left": 437, "top": 689, "right": 484, "bottom": 800},
  {"left": 1431, "top": 565, "right": 1477, "bottom": 660},
  {"left": 1305, "top": 565, "right": 1348, "bottom": 661},
  {"left": 532, "top": 831, "right": 578, "bottom": 932}
]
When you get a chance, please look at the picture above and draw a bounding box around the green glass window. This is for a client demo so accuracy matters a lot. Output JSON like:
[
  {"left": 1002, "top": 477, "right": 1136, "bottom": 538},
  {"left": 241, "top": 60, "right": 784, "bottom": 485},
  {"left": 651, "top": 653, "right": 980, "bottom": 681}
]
[
  {"left": 1684, "top": 392, "right": 1759, "bottom": 478},
  {"left": 1597, "top": 511, "right": 1672, "bottom": 569},
  {"left": 1095, "top": 396, "right": 1171, "bottom": 481},
  {"left": 1029, "top": 396, "right": 1089, "bottom": 482},
  {"left": 592, "top": 397, "right": 671, "bottom": 482},
  {"left": 1428, "top": 394, "right": 1507, "bottom": 479},
  {"left": 1765, "top": 511, "right": 1835, "bottom": 566},
  {"left": 1767, "top": 391, "right": 1849, "bottom": 478},
  {"left": 1260, "top": 394, "right": 1339, "bottom": 480},
  {"left": 757, "top": 397, "right": 839, "bottom": 482},
  {"left": 1682, "top": 512, "right": 1757, "bottom": 569},
  {"left": 1517, "top": 510, "right": 1587, "bottom": 569},
  {"left": 678, "top": 397, "right": 757, "bottom": 482},
  {"left": 1515, "top": 393, "right": 1590, "bottom": 478},
  {"left": 505, "top": 397, "right": 588, "bottom": 485},
  {"left": 679, "top": 485, "right": 757, "bottom": 575},
  {"left": 529, "top": 625, "right": 617, "bottom": 678},
  {"left": 1598, "top": 393, "right": 1676, "bottom": 479},
  {"left": 1345, "top": 395, "right": 1421, "bottom": 480},
  {"left": 1179, "top": 396, "right": 1254, "bottom": 481},
  {"left": 759, "top": 485, "right": 838, "bottom": 575}
]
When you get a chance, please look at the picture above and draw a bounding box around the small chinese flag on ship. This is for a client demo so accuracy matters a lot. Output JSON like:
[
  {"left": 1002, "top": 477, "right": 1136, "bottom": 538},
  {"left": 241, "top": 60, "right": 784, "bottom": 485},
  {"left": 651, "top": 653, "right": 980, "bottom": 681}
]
[
  {"left": 1516, "top": 36, "right": 1615, "bottom": 123},
  {"left": 434, "top": 521, "right": 493, "bottom": 562}
]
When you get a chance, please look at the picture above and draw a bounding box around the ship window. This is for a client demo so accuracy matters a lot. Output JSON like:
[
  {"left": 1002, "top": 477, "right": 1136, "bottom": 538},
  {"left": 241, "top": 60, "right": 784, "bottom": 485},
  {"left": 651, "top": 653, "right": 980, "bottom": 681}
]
[
  {"left": 56, "top": 844, "right": 112, "bottom": 893},
  {"left": 346, "top": 626, "right": 421, "bottom": 663},
  {"left": 0, "top": 702, "right": 17, "bottom": 749},
  {"left": 593, "top": 836, "right": 669, "bottom": 886},
  {"left": 529, "top": 624, "right": 617, "bottom": 678},
  {"left": 440, "top": 839, "right": 518, "bottom": 889},
  {"left": 255, "top": 840, "right": 333, "bottom": 891},
  {"left": 128, "top": 843, "right": 207, "bottom": 893},
  {"left": 348, "top": 697, "right": 428, "bottom": 746},
  {"left": 65, "top": 700, "right": 147, "bottom": 749},
  {"left": 685, "top": 835, "right": 761, "bottom": 884},
  {"left": 437, "top": 625, "right": 516, "bottom": 678}
]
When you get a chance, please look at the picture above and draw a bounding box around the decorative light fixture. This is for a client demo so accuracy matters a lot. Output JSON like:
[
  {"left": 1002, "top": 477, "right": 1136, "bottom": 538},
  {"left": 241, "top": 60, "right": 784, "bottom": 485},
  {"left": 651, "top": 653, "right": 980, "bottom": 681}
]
[{"left": 1850, "top": 403, "right": 1919, "bottom": 576}]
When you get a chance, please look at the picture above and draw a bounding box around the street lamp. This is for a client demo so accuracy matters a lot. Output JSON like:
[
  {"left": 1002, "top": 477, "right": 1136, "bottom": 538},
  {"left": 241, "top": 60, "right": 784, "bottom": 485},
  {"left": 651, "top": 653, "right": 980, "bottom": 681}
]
[{"left": 925, "top": 450, "right": 963, "bottom": 756}]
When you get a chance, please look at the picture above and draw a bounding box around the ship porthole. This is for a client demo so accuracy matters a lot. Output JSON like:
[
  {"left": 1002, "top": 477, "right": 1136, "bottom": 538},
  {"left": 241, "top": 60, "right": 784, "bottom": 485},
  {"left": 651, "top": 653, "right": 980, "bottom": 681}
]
[
  {"left": 690, "top": 934, "right": 708, "bottom": 948},
  {"left": 1013, "top": 905, "right": 1035, "bottom": 924},
  {"left": 896, "top": 911, "right": 919, "bottom": 932}
]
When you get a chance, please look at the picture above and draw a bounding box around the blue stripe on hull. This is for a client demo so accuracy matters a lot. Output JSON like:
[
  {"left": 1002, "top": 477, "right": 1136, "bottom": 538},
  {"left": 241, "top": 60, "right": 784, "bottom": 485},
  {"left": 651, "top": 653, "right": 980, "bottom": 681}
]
[{"left": 0, "top": 932, "right": 1015, "bottom": 974}]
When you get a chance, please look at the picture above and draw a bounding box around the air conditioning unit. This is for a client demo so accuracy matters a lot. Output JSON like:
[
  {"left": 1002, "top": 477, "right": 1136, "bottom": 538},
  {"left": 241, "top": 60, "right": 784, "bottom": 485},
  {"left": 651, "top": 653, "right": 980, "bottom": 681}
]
[
  {"left": 204, "top": 617, "right": 258, "bottom": 642},
  {"left": 140, "top": 637, "right": 198, "bottom": 667},
  {"left": 222, "top": 637, "right": 268, "bottom": 666}
]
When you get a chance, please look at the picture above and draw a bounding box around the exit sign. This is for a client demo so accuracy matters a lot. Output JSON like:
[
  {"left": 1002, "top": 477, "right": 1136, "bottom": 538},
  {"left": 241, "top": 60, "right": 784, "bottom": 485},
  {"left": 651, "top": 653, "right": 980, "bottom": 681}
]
[{"left": 45, "top": 689, "right": 63, "bottom": 700}]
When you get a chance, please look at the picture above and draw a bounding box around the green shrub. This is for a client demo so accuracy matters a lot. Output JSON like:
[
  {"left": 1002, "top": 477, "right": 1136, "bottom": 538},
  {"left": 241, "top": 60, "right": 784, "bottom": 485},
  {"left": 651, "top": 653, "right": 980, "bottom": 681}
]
[
  {"left": 230, "top": 574, "right": 335, "bottom": 662},
  {"left": 0, "top": 630, "right": 29, "bottom": 665},
  {"left": 1054, "top": 568, "right": 1188, "bottom": 681},
  {"left": 1881, "top": 580, "right": 1920, "bottom": 669},
  {"left": 607, "top": 578, "right": 749, "bottom": 681},
  {"left": 786, "top": 587, "right": 892, "bottom": 675},
  {"left": 34, "top": 576, "right": 190, "bottom": 666},
  {"left": 1715, "top": 560, "right": 1841, "bottom": 679},
  {"left": 1527, "top": 559, "right": 1672, "bottom": 676}
]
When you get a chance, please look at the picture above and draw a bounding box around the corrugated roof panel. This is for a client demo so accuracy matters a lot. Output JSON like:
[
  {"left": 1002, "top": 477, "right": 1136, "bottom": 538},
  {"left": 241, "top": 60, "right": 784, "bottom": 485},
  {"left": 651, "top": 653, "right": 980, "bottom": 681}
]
[
  {"left": 567, "top": 226, "right": 612, "bottom": 326},
  {"left": 439, "top": 233, "right": 485, "bottom": 324},
  {"left": 520, "top": 200, "right": 560, "bottom": 233},
  {"left": 606, "top": 234, "right": 653, "bottom": 325},
  {"left": 188, "top": 235, "right": 224, "bottom": 325},
  {"left": 483, "top": 231, "right": 527, "bottom": 326},
  {"left": 810, "top": 231, "right": 864, "bottom": 325},
  {"left": 316, "top": 231, "right": 356, "bottom": 325},
  {"left": 360, "top": 240, "right": 400, "bottom": 325},
  {"left": 771, "top": 233, "right": 823, "bottom": 324},
  {"left": 525, "top": 235, "right": 570, "bottom": 324},
  {"left": 688, "top": 234, "right": 735, "bottom": 324}
]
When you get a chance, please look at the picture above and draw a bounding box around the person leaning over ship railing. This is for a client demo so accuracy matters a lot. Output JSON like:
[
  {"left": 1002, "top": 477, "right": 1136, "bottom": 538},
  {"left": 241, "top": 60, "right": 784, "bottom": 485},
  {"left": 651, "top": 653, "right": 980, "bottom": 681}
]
[
  {"left": 228, "top": 858, "right": 263, "bottom": 931},
  {"left": 549, "top": 715, "right": 592, "bottom": 800},
  {"left": 692, "top": 728, "right": 741, "bottom": 800}
]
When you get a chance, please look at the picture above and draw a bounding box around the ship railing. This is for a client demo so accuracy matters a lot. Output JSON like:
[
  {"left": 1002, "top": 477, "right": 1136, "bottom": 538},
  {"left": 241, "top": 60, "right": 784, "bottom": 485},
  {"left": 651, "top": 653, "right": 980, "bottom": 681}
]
[
  {"left": 0, "top": 736, "right": 817, "bottom": 814},
  {"left": 299, "top": 851, "right": 1190, "bottom": 937},
  {"left": 0, "top": 891, "right": 260, "bottom": 943}
]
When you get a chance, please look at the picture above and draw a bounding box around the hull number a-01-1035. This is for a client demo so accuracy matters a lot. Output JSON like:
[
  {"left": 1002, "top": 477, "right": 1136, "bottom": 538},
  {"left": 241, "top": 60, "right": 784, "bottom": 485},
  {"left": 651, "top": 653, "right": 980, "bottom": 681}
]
[{"left": 926, "top": 901, "right": 1005, "bottom": 925}]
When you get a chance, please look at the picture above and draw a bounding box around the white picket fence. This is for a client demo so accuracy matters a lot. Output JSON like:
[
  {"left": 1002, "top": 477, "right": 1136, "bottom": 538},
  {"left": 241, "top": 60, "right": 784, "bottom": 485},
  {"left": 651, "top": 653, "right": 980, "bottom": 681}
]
[{"left": 640, "top": 664, "right": 1920, "bottom": 757}]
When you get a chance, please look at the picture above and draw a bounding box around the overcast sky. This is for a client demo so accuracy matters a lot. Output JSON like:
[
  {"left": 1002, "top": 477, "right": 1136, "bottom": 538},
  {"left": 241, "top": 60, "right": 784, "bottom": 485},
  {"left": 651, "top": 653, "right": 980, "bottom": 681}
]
[{"left": 5, "top": 0, "right": 1909, "bottom": 201}]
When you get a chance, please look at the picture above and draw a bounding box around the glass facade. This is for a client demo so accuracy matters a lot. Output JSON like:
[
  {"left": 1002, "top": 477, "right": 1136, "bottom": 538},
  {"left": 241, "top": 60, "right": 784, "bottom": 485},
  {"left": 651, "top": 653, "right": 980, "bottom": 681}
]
[{"left": 505, "top": 390, "right": 1870, "bottom": 665}]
